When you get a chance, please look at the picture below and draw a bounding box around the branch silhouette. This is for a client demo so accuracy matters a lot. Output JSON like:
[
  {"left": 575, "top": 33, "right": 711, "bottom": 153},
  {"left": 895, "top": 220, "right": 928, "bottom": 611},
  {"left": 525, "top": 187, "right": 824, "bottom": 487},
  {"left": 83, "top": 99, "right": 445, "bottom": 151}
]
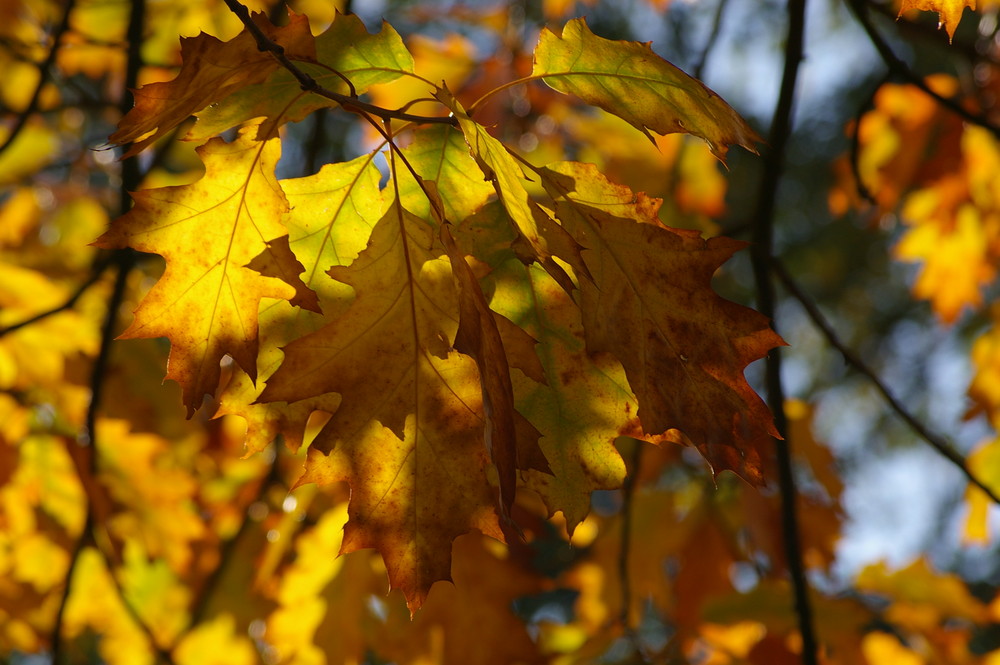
[
  {"left": 748, "top": 0, "right": 819, "bottom": 662},
  {"left": 772, "top": 258, "right": 1000, "bottom": 506}
]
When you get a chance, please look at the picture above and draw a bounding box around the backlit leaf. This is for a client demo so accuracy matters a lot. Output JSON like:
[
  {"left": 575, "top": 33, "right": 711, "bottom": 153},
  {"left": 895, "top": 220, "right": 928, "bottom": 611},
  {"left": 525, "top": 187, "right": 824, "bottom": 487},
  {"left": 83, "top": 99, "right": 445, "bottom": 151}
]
[
  {"left": 110, "top": 12, "right": 315, "bottom": 156},
  {"left": 261, "top": 202, "right": 503, "bottom": 612},
  {"left": 217, "top": 153, "right": 383, "bottom": 453},
  {"left": 537, "top": 162, "right": 783, "bottom": 483},
  {"left": 899, "top": 0, "right": 975, "bottom": 40},
  {"left": 190, "top": 12, "right": 414, "bottom": 142},
  {"left": 94, "top": 125, "right": 315, "bottom": 414},
  {"left": 532, "top": 18, "right": 760, "bottom": 161}
]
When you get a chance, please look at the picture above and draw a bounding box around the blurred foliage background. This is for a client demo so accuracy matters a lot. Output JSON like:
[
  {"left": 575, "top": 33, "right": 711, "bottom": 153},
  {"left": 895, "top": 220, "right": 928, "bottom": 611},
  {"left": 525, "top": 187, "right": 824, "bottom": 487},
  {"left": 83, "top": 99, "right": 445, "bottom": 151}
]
[{"left": 5, "top": 0, "right": 1000, "bottom": 664}]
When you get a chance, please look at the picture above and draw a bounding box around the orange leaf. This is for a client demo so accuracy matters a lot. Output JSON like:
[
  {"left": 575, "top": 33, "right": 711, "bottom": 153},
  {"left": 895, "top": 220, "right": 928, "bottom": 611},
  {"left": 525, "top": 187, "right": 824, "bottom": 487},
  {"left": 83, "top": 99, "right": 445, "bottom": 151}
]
[{"left": 899, "top": 0, "right": 976, "bottom": 41}]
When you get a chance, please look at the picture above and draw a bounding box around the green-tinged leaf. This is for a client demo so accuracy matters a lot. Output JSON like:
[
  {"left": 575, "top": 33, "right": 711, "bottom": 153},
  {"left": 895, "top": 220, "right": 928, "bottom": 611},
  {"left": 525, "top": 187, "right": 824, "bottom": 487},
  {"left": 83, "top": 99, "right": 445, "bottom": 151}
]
[
  {"left": 218, "top": 153, "right": 384, "bottom": 453},
  {"left": 536, "top": 161, "right": 783, "bottom": 484},
  {"left": 394, "top": 125, "right": 495, "bottom": 224},
  {"left": 533, "top": 18, "right": 760, "bottom": 161},
  {"left": 260, "top": 202, "right": 502, "bottom": 612},
  {"left": 486, "top": 255, "right": 642, "bottom": 530},
  {"left": 436, "top": 88, "right": 588, "bottom": 291},
  {"left": 190, "top": 12, "right": 414, "bottom": 142}
]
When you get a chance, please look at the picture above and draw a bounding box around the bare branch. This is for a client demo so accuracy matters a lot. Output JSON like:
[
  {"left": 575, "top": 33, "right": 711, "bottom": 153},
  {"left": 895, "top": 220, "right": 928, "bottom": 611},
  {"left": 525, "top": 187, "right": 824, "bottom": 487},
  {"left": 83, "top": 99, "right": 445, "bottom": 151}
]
[
  {"left": 747, "top": 0, "right": 820, "bottom": 661},
  {"left": 771, "top": 258, "right": 1000, "bottom": 506}
]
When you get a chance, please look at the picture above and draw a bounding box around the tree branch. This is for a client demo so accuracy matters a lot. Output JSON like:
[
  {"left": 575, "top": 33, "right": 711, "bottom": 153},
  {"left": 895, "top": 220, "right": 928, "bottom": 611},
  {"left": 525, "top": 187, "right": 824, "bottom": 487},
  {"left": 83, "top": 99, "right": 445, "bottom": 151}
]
[
  {"left": 692, "top": 0, "right": 730, "bottom": 80},
  {"left": 848, "top": 0, "right": 1000, "bottom": 137},
  {"left": 220, "top": 0, "right": 458, "bottom": 126},
  {"left": 747, "top": 0, "right": 819, "bottom": 662},
  {"left": 771, "top": 259, "right": 1000, "bottom": 505},
  {"left": 0, "top": 255, "right": 114, "bottom": 338}
]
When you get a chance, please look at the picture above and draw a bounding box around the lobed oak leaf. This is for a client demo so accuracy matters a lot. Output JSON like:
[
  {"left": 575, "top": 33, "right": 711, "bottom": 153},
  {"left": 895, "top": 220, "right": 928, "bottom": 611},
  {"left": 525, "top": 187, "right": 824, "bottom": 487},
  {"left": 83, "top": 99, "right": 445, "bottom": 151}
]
[
  {"left": 190, "top": 12, "right": 414, "bottom": 142},
  {"left": 537, "top": 162, "right": 784, "bottom": 484},
  {"left": 217, "top": 154, "right": 384, "bottom": 453},
  {"left": 94, "top": 126, "right": 316, "bottom": 415},
  {"left": 261, "top": 202, "right": 503, "bottom": 612},
  {"left": 532, "top": 18, "right": 760, "bottom": 162}
]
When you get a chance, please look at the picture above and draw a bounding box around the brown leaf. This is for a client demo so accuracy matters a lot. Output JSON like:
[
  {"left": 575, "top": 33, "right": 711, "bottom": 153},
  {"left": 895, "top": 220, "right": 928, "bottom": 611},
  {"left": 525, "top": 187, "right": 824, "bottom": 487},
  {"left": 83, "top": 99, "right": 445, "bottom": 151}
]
[{"left": 538, "top": 161, "right": 784, "bottom": 484}]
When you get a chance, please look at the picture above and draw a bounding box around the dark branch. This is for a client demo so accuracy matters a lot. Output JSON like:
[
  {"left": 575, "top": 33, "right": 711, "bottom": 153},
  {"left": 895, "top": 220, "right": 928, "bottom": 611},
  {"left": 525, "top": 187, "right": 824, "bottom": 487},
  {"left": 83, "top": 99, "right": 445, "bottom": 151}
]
[
  {"left": 848, "top": 0, "right": 1000, "bottom": 137},
  {"left": 692, "top": 0, "right": 729, "bottom": 80},
  {"left": 771, "top": 259, "right": 1000, "bottom": 506},
  {"left": 747, "top": 0, "right": 820, "bottom": 662}
]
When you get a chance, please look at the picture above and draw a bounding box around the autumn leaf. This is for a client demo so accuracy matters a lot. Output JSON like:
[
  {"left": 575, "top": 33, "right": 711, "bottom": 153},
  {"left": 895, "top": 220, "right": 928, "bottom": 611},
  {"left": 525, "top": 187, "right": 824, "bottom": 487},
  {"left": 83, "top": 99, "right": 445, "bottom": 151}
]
[
  {"left": 217, "top": 152, "right": 384, "bottom": 454},
  {"left": 442, "top": 223, "right": 528, "bottom": 521},
  {"left": 190, "top": 12, "right": 415, "bottom": 142},
  {"left": 373, "top": 535, "right": 547, "bottom": 665},
  {"left": 437, "top": 88, "right": 588, "bottom": 292},
  {"left": 532, "top": 18, "right": 760, "bottom": 161},
  {"left": 484, "top": 255, "right": 635, "bottom": 529},
  {"left": 95, "top": 125, "right": 316, "bottom": 414},
  {"left": 109, "top": 12, "right": 316, "bottom": 156},
  {"left": 260, "top": 202, "right": 503, "bottom": 612},
  {"left": 536, "top": 162, "right": 784, "bottom": 483},
  {"left": 393, "top": 125, "right": 495, "bottom": 224},
  {"left": 899, "top": 0, "right": 976, "bottom": 40}
]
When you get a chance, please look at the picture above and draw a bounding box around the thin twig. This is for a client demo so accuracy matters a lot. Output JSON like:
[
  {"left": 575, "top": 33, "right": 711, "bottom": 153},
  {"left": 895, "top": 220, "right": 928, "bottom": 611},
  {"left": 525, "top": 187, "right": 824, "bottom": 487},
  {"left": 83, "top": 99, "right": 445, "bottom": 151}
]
[
  {"left": 0, "top": 0, "right": 77, "bottom": 157},
  {"left": 771, "top": 259, "right": 1000, "bottom": 505},
  {"left": 848, "top": 0, "right": 1000, "bottom": 137},
  {"left": 49, "top": 0, "right": 175, "bottom": 660},
  {"left": 747, "top": 0, "right": 819, "bottom": 662},
  {"left": 220, "top": 0, "right": 456, "bottom": 126},
  {"left": 0, "top": 255, "right": 114, "bottom": 338},
  {"left": 692, "top": 0, "right": 729, "bottom": 80}
]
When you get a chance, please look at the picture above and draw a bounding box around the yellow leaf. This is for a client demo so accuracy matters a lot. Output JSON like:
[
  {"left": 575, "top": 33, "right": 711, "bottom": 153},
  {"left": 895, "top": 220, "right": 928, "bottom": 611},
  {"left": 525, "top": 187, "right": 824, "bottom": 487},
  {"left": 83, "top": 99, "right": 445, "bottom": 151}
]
[
  {"left": 0, "top": 124, "right": 58, "bottom": 186},
  {"left": 217, "top": 152, "right": 382, "bottom": 454},
  {"left": 861, "top": 631, "right": 924, "bottom": 665},
  {"left": 896, "top": 199, "right": 994, "bottom": 323},
  {"left": 95, "top": 125, "right": 316, "bottom": 413},
  {"left": 64, "top": 548, "right": 154, "bottom": 665}
]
